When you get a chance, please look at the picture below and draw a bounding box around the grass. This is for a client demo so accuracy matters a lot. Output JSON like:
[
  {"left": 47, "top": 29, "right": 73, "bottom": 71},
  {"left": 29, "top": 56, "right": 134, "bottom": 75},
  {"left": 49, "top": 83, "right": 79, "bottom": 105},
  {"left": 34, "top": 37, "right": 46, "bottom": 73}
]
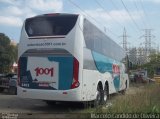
[{"left": 81, "top": 83, "right": 160, "bottom": 113}]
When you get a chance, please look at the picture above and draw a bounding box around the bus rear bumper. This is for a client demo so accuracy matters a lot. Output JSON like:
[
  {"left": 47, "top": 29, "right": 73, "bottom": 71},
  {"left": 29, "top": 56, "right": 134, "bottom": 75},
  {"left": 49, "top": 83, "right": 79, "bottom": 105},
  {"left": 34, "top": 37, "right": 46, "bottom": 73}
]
[{"left": 17, "top": 86, "right": 82, "bottom": 102}]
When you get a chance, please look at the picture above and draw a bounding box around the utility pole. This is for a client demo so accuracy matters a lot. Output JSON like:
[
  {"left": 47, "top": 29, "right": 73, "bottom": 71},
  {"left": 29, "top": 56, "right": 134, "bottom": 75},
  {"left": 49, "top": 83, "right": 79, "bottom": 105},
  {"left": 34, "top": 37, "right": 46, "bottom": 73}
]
[
  {"left": 157, "top": 45, "right": 159, "bottom": 54},
  {"left": 120, "top": 27, "right": 129, "bottom": 54}
]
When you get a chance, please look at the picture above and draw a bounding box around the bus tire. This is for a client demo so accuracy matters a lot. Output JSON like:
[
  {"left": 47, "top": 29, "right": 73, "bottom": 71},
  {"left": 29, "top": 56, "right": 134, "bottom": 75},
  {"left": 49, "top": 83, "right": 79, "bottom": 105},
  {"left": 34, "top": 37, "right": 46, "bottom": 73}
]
[
  {"left": 45, "top": 100, "right": 56, "bottom": 105},
  {"left": 94, "top": 85, "right": 103, "bottom": 107},
  {"left": 103, "top": 85, "right": 109, "bottom": 104},
  {"left": 0, "top": 87, "right": 4, "bottom": 92},
  {"left": 83, "top": 101, "right": 92, "bottom": 108}
]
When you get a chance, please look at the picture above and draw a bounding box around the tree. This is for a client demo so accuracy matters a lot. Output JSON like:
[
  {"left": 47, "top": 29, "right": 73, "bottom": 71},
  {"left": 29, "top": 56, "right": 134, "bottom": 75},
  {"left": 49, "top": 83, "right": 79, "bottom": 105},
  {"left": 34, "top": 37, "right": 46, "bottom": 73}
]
[
  {"left": 141, "top": 52, "right": 160, "bottom": 78},
  {"left": 0, "top": 33, "right": 18, "bottom": 73}
]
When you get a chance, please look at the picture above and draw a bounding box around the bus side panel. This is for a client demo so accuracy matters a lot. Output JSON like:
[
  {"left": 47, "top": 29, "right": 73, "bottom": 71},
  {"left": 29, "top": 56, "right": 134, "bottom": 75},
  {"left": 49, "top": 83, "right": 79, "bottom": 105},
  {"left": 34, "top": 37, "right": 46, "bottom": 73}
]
[
  {"left": 82, "top": 48, "right": 118, "bottom": 101},
  {"left": 81, "top": 69, "right": 99, "bottom": 101},
  {"left": 82, "top": 69, "right": 118, "bottom": 101},
  {"left": 82, "top": 18, "right": 129, "bottom": 95}
]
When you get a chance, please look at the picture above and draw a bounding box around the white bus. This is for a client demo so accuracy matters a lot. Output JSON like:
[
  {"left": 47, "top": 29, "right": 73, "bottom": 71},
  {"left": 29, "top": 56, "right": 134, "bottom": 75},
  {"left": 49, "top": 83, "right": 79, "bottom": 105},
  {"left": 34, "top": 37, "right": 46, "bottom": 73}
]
[{"left": 18, "top": 13, "right": 129, "bottom": 106}]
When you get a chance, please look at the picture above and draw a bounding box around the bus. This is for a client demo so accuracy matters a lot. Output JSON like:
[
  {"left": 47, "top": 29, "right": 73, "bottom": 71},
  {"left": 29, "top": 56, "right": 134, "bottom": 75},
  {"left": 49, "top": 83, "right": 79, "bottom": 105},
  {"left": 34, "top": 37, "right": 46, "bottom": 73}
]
[{"left": 18, "top": 13, "right": 129, "bottom": 106}]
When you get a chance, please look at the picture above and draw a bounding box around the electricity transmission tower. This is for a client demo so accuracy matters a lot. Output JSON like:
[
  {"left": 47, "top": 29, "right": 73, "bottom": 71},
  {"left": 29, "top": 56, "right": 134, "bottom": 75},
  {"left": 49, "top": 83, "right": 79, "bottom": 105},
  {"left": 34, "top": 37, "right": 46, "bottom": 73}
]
[
  {"left": 140, "top": 29, "right": 155, "bottom": 62},
  {"left": 120, "top": 27, "right": 129, "bottom": 54}
]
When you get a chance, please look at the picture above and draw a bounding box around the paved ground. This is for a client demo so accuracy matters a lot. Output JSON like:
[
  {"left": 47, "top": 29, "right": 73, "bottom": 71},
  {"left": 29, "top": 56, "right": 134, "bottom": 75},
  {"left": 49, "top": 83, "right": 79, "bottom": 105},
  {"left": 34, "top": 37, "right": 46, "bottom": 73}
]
[
  {"left": 0, "top": 85, "right": 143, "bottom": 118},
  {"left": 0, "top": 92, "right": 85, "bottom": 112},
  {"left": 0, "top": 90, "right": 86, "bottom": 118}
]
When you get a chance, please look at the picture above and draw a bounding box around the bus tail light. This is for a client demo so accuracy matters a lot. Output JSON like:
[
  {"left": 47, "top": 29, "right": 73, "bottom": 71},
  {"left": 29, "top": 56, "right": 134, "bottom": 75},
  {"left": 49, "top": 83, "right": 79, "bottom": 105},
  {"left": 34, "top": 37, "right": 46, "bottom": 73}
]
[{"left": 71, "top": 58, "right": 79, "bottom": 89}]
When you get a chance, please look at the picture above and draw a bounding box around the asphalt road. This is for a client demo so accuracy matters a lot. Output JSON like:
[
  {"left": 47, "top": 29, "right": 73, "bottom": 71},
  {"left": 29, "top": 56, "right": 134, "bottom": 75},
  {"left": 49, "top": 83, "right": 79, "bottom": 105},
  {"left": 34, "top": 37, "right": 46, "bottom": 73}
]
[
  {"left": 0, "top": 86, "right": 141, "bottom": 118},
  {"left": 0, "top": 91, "right": 86, "bottom": 119},
  {"left": 0, "top": 92, "right": 85, "bottom": 112}
]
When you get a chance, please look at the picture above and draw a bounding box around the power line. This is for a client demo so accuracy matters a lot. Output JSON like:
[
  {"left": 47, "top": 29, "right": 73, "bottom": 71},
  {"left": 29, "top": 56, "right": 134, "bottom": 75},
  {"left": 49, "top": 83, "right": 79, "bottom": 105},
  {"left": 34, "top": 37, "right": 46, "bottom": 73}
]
[
  {"left": 108, "top": 0, "right": 143, "bottom": 44},
  {"left": 94, "top": 0, "right": 124, "bottom": 28},
  {"left": 109, "top": 0, "right": 142, "bottom": 33},
  {"left": 139, "top": 0, "right": 152, "bottom": 28},
  {"left": 109, "top": 0, "right": 121, "bottom": 11},
  {"left": 69, "top": 0, "right": 96, "bottom": 24},
  {"left": 120, "top": 0, "right": 141, "bottom": 31},
  {"left": 68, "top": 0, "right": 119, "bottom": 37},
  {"left": 133, "top": 0, "right": 148, "bottom": 28}
]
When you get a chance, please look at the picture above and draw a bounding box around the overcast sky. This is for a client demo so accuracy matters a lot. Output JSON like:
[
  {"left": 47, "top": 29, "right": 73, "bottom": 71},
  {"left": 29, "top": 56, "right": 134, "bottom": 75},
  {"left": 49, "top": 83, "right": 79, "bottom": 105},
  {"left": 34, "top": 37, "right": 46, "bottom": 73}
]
[{"left": 0, "top": 0, "right": 160, "bottom": 49}]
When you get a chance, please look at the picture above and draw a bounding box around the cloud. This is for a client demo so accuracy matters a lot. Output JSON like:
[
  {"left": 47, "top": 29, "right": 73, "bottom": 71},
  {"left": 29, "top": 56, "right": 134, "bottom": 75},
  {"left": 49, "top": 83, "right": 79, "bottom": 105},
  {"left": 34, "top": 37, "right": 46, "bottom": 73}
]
[
  {"left": 21, "top": 7, "right": 37, "bottom": 18},
  {"left": 0, "top": 0, "right": 22, "bottom": 6},
  {"left": 0, "top": 6, "right": 36, "bottom": 17},
  {"left": 1, "top": 6, "right": 23, "bottom": 16},
  {"left": 0, "top": 16, "right": 23, "bottom": 27},
  {"left": 0, "top": 0, "right": 15, "bottom": 4},
  {"left": 129, "top": 0, "right": 160, "bottom": 4},
  {"left": 110, "top": 10, "right": 143, "bottom": 22},
  {"left": 0, "top": 6, "right": 36, "bottom": 27},
  {"left": 83, "top": 9, "right": 143, "bottom": 24},
  {"left": 0, "top": 0, "right": 63, "bottom": 11},
  {"left": 26, "top": 0, "right": 63, "bottom": 12},
  {"left": 0, "top": 0, "right": 63, "bottom": 28},
  {"left": 148, "top": 0, "right": 160, "bottom": 3}
]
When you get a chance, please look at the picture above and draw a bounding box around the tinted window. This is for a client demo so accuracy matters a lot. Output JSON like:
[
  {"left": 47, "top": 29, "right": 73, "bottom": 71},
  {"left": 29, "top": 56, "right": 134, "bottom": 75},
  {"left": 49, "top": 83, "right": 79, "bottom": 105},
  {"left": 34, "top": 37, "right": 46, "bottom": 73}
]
[
  {"left": 83, "top": 19, "right": 126, "bottom": 62},
  {"left": 25, "top": 15, "right": 78, "bottom": 37}
]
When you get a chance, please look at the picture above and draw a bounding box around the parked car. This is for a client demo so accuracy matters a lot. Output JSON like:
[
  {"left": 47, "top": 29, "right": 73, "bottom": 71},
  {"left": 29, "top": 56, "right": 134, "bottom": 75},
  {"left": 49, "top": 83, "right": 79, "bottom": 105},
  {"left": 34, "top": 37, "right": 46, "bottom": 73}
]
[
  {"left": 0, "top": 74, "right": 9, "bottom": 92},
  {"left": 9, "top": 74, "right": 17, "bottom": 95},
  {"left": 0, "top": 73, "right": 17, "bottom": 94},
  {"left": 129, "top": 72, "right": 137, "bottom": 82}
]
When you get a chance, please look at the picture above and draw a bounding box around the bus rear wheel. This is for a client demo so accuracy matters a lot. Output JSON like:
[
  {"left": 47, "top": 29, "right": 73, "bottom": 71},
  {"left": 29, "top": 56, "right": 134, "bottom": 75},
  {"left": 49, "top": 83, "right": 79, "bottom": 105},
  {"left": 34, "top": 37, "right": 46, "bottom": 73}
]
[
  {"left": 44, "top": 100, "right": 56, "bottom": 105},
  {"left": 94, "top": 86, "right": 103, "bottom": 107},
  {"left": 103, "top": 85, "right": 109, "bottom": 104}
]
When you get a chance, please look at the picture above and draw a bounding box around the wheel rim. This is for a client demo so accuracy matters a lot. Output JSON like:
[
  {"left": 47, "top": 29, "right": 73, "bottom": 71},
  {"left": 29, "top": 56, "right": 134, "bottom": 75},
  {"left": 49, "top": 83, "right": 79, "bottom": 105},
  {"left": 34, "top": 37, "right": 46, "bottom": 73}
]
[
  {"left": 95, "top": 89, "right": 101, "bottom": 105},
  {"left": 104, "top": 92, "right": 107, "bottom": 102},
  {"left": 104, "top": 86, "right": 108, "bottom": 102}
]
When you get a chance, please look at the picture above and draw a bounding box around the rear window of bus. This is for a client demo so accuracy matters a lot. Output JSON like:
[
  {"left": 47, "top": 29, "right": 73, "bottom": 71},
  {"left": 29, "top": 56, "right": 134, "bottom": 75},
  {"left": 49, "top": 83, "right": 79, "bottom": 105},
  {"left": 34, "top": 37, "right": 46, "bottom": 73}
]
[{"left": 25, "top": 14, "right": 78, "bottom": 37}]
